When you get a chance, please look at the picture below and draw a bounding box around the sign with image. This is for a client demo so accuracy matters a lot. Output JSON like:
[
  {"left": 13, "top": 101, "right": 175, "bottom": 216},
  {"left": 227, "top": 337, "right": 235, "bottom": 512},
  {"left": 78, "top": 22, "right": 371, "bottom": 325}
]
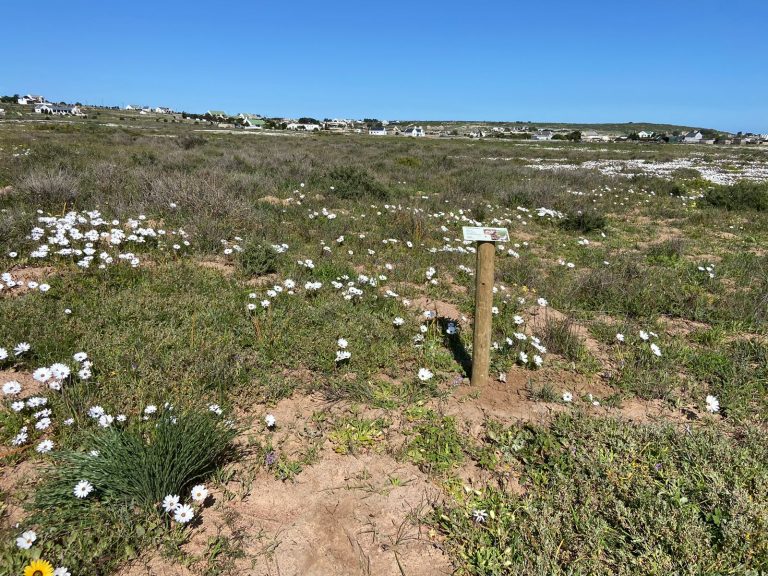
[{"left": 462, "top": 226, "right": 510, "bottom": 242}]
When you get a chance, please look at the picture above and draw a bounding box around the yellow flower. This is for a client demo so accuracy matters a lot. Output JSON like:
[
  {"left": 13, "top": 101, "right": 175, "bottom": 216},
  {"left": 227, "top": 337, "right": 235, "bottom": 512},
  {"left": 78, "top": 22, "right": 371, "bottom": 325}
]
[{"left": 24, "top": 559, "right": 54, "bottom": 576}]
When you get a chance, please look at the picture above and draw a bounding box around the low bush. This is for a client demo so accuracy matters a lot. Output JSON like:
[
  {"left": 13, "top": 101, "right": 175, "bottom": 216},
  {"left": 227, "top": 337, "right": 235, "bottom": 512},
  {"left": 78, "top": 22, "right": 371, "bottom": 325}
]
[
  {"left": 18, "top": 168, "right": 79, "bottom": 206},
  {"left": 22, "top": 408, "right": 237, "bottom": 573},
  {"left": 558, "top": 209, "right": 606, "bottom": 233},
  {"left": 703, "top": 181, "right": 768, "bottom": 211},
  {"left": 324, "top": 165, "right": 389, "bottom": 200},
  {"left": 237, "top": 239, "right": 279, "bottom": 276}
]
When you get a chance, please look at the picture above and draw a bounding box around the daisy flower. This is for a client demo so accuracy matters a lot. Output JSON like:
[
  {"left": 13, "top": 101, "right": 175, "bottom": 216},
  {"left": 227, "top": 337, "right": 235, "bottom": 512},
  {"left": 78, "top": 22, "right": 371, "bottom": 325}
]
[
  {"left": 639, "top": 330, "right": 650, "bottom": 341},
  {"left": 14, "top": 342, "right": 31, "bottom": 356},
  {"left": 162, "top": 494, "right": 180, "bottom": 512},
  {"left": 174, "top": 503, "right": 195, "bottom": 523},
  {"left": 2, "top": 380, "right": 21, "bottom": 395},
  {"left": 33, "top": 367, "right": 53, "bottom": 383},
  {"left": 705, "top": 395, "right": 720, "bottom": 413},
  {"left": 337, "top": 338, "right": 348, "bottom": 349},
  {"left": 615, "top": 333, "right": 625, "bottom": 342},
  {"left": 24, "top": 559, "right": 54, "bottom": 576},
  {"left": 335, "top": 350, "right": 351, "bottom": 362},
  {"left": 265, "top": 414, "right": 276, "bottom": 428},
  {"left": 37, "top": 439, "right": 54, "bottom": 453},
  {"left": 16, "top": 529, "right": 37, "bottom": 549},
  {"left": 562, "top": 392, "right": 573, "bottom": 403},
  {"left": 53, "top": 567, "right": 71, "bottom": 576},
  {"left": 0, "top": 347, "right": 7, "bottom": 360},
  {"left": 536, "top": 298, "right": 548, "bottom": 307},
  {"left": 650, "top": 343, "right": 662, "bottom": 357},
  {"left": 417, "top": 368, "right": 433, "bottom": 381},
  {"left": 73, "top": 352, "right": 88, "bottom": 362},
  {"left": 472, "top": 509, "right": 488, "bottom": 523},
  {"left": 191, "top": 484, "right": 209, "bottom": 502},
  {"left": 73, "top": 480, "right": 94, "bottom": 498}
]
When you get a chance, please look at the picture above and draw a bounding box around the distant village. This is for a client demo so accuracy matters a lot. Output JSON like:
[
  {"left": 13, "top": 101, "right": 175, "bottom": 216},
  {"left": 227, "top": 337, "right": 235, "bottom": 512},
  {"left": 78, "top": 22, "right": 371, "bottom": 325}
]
[{"left": 2, "top": 93, "right": 767, "bottom": 146}]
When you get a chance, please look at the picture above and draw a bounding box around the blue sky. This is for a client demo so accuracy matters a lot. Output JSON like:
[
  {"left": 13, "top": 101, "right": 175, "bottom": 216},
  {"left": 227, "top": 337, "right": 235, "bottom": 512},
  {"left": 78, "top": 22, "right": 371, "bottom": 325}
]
[{"left": 3, "top": 0, "right": 767, "bottom": 132}]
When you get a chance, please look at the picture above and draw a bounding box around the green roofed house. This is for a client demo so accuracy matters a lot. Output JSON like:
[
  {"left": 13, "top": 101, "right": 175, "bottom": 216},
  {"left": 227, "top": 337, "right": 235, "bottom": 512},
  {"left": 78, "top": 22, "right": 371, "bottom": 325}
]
[
  {"left": 206, "top": 110, "right": 228, "bottom": 119},
  {"left": 238, "top": 114, "right": 265, "bottom": 129}
]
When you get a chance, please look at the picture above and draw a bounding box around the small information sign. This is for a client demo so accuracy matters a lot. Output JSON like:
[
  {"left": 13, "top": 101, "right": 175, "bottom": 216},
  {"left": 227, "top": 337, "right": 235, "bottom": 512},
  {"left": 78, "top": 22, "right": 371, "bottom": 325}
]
[{"left": 462, "top": 226, "right": 510, "bottom": 242}]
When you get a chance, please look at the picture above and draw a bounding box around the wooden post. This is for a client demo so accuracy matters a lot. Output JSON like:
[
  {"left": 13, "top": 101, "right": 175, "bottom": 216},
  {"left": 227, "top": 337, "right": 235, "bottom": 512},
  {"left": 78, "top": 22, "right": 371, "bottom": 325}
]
[{"left": 471, "top": 240, "right": 495, "bottom": 386}]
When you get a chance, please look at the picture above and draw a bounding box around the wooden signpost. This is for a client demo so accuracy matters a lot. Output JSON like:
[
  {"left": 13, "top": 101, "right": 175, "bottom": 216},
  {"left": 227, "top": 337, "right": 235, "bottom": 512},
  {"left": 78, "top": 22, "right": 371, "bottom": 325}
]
[{"left": 462, "top": 227, "right": 509, "bottom": 386}]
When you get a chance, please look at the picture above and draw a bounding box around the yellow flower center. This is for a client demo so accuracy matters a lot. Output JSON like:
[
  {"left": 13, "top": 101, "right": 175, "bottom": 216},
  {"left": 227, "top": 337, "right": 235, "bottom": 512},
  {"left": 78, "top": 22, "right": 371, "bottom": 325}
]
[{"left": 34, "top": 571, "right": 43, "bottom": 576}]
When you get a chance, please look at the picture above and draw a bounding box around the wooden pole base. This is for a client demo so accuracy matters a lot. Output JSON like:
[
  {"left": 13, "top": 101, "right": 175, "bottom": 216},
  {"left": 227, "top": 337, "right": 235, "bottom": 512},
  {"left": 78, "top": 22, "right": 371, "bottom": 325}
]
[{"left": 471, "top": 241, "right": 495, "bottom": 386}]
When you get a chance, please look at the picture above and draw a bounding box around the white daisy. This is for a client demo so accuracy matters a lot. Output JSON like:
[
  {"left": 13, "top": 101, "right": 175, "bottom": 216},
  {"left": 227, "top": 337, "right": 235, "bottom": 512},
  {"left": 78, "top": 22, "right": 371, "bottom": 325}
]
[
  {"left": 73, "top": 480, "right": 94, "bottom": 498},
  {"left": 162, "top": 494, "right": 180, "bottom": 512},
  {"left": 417, "top": 368, "right": 433, "bottom": 381},
  {"left": 174, "top": 503, "right": 195, "bottom": 523},
  {"left": 190, "top": 484, "right": 209, "bottom": 502},
  {"left": 36, "top": 439, "right": 54, "bottom": 453},
  {"left": 16, "top": 529, "right": 36, "bottom": 549}
]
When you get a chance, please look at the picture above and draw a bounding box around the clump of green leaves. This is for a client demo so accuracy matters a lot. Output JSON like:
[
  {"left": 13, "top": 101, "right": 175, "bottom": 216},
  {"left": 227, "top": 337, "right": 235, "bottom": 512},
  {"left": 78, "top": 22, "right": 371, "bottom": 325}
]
[
  {"left": 324, "top": 165, "right": 390, "bottom": 200},
  {"left": 405, "top": 410, "right": 464, "bottom": 475},
  {"left": 704, "top": 180, "right": 768, "bottom": 211},
  {"left": 237, "top": 239, "right": 279, "bottom": 277},
  {"left": 558, "top": 208, "right": 606, "bottom": 233},
  {"left": 37, "top": 407, "right": 237, "bottom": 509}
]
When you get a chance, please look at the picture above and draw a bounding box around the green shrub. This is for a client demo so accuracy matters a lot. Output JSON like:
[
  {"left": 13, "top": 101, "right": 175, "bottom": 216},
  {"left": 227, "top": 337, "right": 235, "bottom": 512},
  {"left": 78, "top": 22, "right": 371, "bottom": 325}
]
[
  {"left": 324, "top": 165, "right": 389, "bottom": 200},
  {"left": 237, "top": 239, "right": 279, "bottom": 276},
  {"left": 703, "top": 181, "right": 768, "bottom": 211},
  {"left": 36, "top": 408, "right": 236, "bottom": 510},
  {"left": 176, "top": 134, "right": 207, "bottom": 150},
  {"left": 646, "top": 238, "right": 685, "bottom": 264},
  {"left": 15, "top": 408, "right": 236, "bottom": 573},
  {"left": 558, "top": 209, "right": 606, "bottom": 233}
]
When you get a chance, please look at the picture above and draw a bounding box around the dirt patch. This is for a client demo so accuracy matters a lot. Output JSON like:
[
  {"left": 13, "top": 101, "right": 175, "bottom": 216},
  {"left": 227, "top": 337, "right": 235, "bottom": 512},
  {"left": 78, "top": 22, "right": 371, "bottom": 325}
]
[
  {"left": 258, "top": 195, "right": 293, "bottom": 207},
  {"left": 608, "top": 397, "right": 701, "bottom": 425},
  {"left": 0, "top": 368, "right": 46, "bottom": 399},
  {"left": 196, "top": 258, "right": 235, "bottom": 276},
  {"left": 119, "top": 391, "right": 450, "bottom": 576},
  {"left": 411, "top": 296, "right": 464, "bottom": 322},
  {"left": 0, "top": 267, "right": 55, "bottom": 298},
  {"left": 246, "top": 273, "right": 281, "bottom": 287},
  {"left": 0, "top": 459, "right": 37, "bottom": 529},
  {"left": 660, "top": 315, "right": 710, "bottom": 338}
]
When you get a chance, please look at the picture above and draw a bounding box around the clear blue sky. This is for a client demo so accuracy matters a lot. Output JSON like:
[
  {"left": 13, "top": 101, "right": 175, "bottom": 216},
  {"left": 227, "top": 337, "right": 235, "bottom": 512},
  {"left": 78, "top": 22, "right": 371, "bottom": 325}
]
[{"left": 3, "top": 0, "right": 767, "bottom": 132}]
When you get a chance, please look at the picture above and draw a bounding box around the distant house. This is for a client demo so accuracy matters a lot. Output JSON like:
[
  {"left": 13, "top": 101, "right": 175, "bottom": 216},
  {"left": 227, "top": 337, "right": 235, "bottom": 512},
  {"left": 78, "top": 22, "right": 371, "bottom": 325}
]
[
  {"left": 531, "top": 130, "right": 554, "bottom": 141},
  {"left": 0, "top": 108, "right": 5, "bottom": 117},
  {"left": 241, "top": 115, "right": 265, "bottom": 129},
  {"left": 206, "top": 110, "right": 229, "bottom": 120},
  {"left": 125, "top": 104, "right": 142, "bottom": 110},
  {"left": 18, "top": 94, "right": 46, "bottom": 105},
  {"left": 401, "top": 125, "right": 425, "bottom": 137},
  {"left": 683, "top": 130, "right": 703, "bottom": 143},
  {"left": 324, "top": 119, "right": 349, "bottom": 130},
  {"left": 368, "top": 125, "right": 387, "bottom": 136},
  {"left": 582, "top": 130, "right": 611, "bottom": 142},
  {"left": 34, "top": 103, "right": 84, "bottom": 116},
  {"left": 286, "top": 122, "right": 321, "bottom": 131},
  {"left": 637, "top": 130, "right": 654, "bottom": 139},
  {"left": 683, "top": 130, "right": 714, "bottom": 144},
  {"left": 154, "top": 107, "right": 174, "bottom": 114}
]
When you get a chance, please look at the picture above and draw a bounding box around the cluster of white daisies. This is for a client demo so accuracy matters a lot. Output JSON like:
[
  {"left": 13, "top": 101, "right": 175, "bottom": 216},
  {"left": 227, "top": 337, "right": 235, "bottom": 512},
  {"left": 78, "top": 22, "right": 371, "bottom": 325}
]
[
  {"left": 0, "top": 271, "right": 51, "bottom": 295},
  {"left": 160, "top": 484, "right": 209, "bottom": 524},
  {"left": 615, "top": 330, "right": 663, "bottom": 357},
  {"left": 18, "top": 209, "right": 190, "bottom": 269}
]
